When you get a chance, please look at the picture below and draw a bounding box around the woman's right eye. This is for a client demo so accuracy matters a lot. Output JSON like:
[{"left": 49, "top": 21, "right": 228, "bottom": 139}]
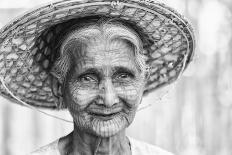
[{"left": 79, "top": 74, "right": 98, "bottom": 83}]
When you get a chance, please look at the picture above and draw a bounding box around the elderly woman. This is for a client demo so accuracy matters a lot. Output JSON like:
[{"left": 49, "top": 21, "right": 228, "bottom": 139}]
[{"left": 0, "top": 0, "right": 195, "bottom": 155}]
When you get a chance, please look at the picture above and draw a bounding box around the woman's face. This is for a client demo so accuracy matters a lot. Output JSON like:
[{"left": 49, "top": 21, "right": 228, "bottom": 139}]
[{"left": 63, "top": 39, "right": 146, "bottom": 137}]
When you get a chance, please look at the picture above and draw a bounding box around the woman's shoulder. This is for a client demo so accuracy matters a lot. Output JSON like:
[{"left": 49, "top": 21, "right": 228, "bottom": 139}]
[
  {"left": 29, "top": 139, "right": 60, "bottom": 155},
  {"left": 128, "top": 137, "right": 175, "bottom": 155}
]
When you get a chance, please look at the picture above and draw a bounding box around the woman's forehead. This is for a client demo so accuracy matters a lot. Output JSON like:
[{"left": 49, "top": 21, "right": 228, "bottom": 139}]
[
  {"left": 73, "top": 41, "right": 138, "bottom": 71},
  {"left": 67, "top": 37, "right": 133, "bottom": 59},
  {"left": 86, "top": 39, "right": 133, "bottom": 55}
]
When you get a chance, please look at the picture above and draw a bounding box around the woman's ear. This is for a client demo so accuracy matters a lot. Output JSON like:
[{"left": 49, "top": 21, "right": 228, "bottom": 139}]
[
  {"left": 144, "top": 66, "right": 151, "bottom": 80},
  {"left": 51, "top": 76, "right": 67, "bottom": 109},
  {"left": 51, "top": 76, "right": 61, "bottom": 98}
]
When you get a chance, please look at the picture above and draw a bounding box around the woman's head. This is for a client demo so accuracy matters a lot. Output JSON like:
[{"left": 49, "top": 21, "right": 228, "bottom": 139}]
[{"left": 51, "top": 18, "right": 150, "bottom": 137}]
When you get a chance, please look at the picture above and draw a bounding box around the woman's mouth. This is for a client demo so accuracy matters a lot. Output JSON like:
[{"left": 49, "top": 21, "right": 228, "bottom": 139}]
[
  {"left": 87, "top": 104, "right": 123, "bottom": 120},
  {"left": 88, "top": 111, "right": 121, "bottom": 120}
]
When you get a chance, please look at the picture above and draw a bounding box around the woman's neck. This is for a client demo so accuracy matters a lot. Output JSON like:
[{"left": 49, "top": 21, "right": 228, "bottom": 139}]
[{"left": 59, "top": 125, "right": 131, "bottom": 155}]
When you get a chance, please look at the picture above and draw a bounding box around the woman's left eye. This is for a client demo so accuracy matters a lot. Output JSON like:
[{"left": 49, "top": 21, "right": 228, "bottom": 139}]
[{"left": 115, "top": 73, "right": 133, "bottom": 80}]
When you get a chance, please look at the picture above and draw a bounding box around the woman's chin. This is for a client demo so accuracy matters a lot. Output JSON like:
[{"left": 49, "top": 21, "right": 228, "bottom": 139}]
[{"left": 91, "top": 118, "right": 127, "bottom": 137}]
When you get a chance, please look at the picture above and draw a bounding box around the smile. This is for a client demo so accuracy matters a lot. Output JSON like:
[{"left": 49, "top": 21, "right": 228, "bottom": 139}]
[{"left": 89, "top": 111, "right": 120, "bottom": 120}]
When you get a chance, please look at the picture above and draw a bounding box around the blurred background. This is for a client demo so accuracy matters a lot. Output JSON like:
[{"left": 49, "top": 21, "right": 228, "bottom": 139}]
[{"left": 1, "top": 0, "right": 232, "bottom": 154}]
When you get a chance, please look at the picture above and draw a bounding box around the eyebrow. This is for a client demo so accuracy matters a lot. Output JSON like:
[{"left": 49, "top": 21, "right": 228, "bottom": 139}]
[
  {"left": 78, "top": 68, "right": 102, "bottom": 76},
  {"left": 112, "top": 66, "right": 136, "bottom": 76}
]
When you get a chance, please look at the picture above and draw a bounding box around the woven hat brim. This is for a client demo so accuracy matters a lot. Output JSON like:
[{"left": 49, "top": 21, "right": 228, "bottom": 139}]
[{"left": 0, "top": 0, "right": 195, "bottom": 109}]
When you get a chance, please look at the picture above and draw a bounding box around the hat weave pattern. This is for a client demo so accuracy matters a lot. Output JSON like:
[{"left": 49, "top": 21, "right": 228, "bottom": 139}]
[{"left": 0, "top": 0, "right": 195, "bottom": 109}]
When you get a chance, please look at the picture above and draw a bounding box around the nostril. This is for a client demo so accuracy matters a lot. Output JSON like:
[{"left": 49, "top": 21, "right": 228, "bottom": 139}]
[{"left": 96, "top": 97, "right": 104, "bottom": 105}]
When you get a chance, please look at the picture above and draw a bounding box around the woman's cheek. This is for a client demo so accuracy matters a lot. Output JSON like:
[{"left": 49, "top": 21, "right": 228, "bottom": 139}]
[
  {"left": 115, "top": 83, "right": 143, "bottom": 106},
  {"left": 68, "top": 82, "right": 98, "bottom": 108}
]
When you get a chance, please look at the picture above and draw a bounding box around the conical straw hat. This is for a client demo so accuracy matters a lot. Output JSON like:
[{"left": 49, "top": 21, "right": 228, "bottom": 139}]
[{"left": 0, "top": 0, "right": 195, "bottom": 109}]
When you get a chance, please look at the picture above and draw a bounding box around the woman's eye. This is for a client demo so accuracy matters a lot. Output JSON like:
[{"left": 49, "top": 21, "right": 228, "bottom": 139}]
[
  {"left": 79, "top": 75, "right": 97, "bottom": 83},
  {"left": 116, "top": 73, "right": 133, "bottom": 80}
]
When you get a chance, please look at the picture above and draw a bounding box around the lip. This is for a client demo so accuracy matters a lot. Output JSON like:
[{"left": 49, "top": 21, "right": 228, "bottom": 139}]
[
  {"left": 87, "top": 104, "right": 123, "bottom": 120},
  {"left": 89, "top": 111, "right": 120, "bottom": 120}
]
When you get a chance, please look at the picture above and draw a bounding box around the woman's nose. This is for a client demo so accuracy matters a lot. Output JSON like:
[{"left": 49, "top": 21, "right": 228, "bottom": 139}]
[{"left": 99, "top": 79, "right": 119, "bottom": 107}]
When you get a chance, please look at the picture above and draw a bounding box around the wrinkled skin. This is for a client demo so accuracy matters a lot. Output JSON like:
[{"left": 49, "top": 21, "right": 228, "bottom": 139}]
[{"left": 61, "top": 38, "right": 146, "bottom": 154}]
